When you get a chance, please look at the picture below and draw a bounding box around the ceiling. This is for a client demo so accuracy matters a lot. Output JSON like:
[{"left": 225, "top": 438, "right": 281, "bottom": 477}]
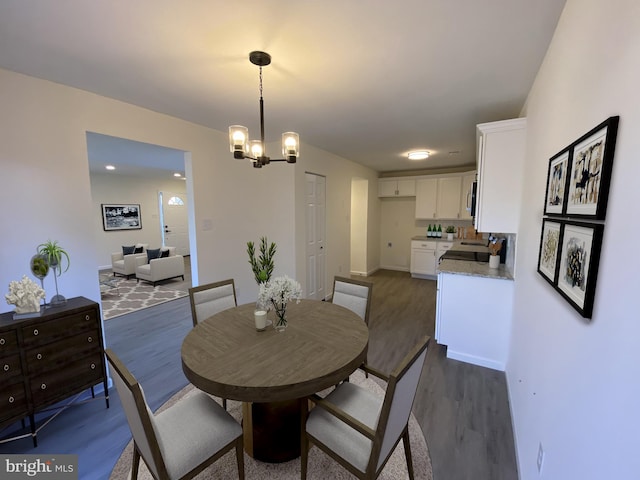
[{"left": 0, "top": 1, "right": 566, "bottom": 174}]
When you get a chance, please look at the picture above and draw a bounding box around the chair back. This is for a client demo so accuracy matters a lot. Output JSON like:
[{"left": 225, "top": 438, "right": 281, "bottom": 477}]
[
  {"left": 189, "top": 279, "right": 237, "bottom": 327},
  {"left": 371, "top": 336, "right": 430, "bottom": 473},
  {"left": 105, "top": 349, "right": 166, "bottom": 479},
  {"left": 332, "top": 276, "right": 373, "bottom": 325}
]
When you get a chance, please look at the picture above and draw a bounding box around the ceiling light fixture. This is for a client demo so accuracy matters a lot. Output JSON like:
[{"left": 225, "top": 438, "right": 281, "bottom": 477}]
[
  {"left": 105, "top": 165, "right": 115, "bottom": 170},
  {"left": 229, "top": 51, "right": 299, "bottom": 168},
  {"left": 408, "top": 151, "right": 430, "bottom": 161},
  {"left": 173, "top": 172, "right": 182, "bottom": 177}
]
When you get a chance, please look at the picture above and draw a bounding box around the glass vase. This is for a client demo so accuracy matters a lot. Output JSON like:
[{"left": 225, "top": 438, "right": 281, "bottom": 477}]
[{"left": 273, "top": 303, "right": 287, "bottom": 332}]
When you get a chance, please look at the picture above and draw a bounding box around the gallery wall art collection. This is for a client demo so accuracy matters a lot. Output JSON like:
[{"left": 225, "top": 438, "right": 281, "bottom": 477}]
[{"left": 538, "top": 116, "right": 619, "bottom": 318}]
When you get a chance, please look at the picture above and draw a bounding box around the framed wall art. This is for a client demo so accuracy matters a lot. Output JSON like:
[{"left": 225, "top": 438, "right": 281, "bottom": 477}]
[
  {"left": 101, "top": 204, "right": 142, "bottom": 231},
  {"left": 555, "top": 221, "right": 604, "bottom": 319},
  {"left": 565, "top": 116, "right": 619, "bottom": 219},
  {"left": 537, "top": 219, "right": 563, "bottom": 285},
  {"left": 543, "top": 148, "right": 571, "bottom": 216}
]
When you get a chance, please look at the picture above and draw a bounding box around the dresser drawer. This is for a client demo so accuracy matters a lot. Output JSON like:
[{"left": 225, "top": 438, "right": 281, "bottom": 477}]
[
  {"left": 0, "top": 382, "right": 28, "bottom": 424},
  {"left": 25, "top": 330, "right": 101, "bottom": 375},
  {"left": 22, "top": 310, "right": 99, "bottom": 348},
  {"left": 30, "top": 352, "right": 104, "bottom": 406},
  {"left": 0, "top": 354, "right": 23, "bottom": 386},
  {"left": 0, "top": 330, "right": 18, "bottom": 355}
]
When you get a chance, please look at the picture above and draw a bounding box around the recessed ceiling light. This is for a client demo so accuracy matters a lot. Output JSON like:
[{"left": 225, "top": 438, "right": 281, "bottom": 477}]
[
  {"left": 105, "top": 165, "right": 115, "bottom": 170},
  {"left": 173, "top": 172, "right": 182, "bottom": 177},
  {"left": 408, "top": 151, "right": 429, "bottom": 161}
]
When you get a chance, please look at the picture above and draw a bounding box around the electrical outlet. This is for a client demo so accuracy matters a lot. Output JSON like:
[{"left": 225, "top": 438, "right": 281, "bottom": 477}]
[{"left": 537, "top": 442, "right": 544, "bottom": 473}]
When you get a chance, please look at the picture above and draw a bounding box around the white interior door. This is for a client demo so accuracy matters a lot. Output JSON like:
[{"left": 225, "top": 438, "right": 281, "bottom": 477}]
[
  {"left": 160, "top": 191, "right": 190, "bottom": 256},
  {"left": 305, "top": 173, "right": 326, "bottom": 300}
]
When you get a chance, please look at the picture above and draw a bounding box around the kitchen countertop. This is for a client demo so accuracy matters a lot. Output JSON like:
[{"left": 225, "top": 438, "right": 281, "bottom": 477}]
[{"left": 435, "top": 241, "right": 514, "bottom": 280}]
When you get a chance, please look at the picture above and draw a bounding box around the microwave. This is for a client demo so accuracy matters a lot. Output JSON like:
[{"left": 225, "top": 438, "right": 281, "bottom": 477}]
[{"left": 468, "top": 181, "right": 477, "bottom": 218}]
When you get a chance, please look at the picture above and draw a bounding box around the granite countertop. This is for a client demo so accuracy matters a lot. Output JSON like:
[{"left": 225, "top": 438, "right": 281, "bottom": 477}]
[
  {"left": 411, "top": 236, "right": 459, "bottom": 242},
  {"left": 437, "top": 258, "right": 513, "bottom": 280}
]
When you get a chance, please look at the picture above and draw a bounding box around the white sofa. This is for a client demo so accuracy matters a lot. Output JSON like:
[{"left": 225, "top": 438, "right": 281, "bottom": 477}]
[
  {"left": 135, "top": 247, "right": 185, "bottom": 286},
  {"left": 111, "top": 244, "right": 149, "bottom": 279}
]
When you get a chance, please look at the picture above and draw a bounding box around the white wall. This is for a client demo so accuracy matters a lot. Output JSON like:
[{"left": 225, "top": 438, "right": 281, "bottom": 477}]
[
  {"left": 0, "top": 67, "right": 373, "bottom": 316},
  {"left": 508, "top": 1, "right": 640, "bottom": 479},
  {"left": 350, "top": 178, "right": 368, "bottom": 275},
  {"left": 90, "top": 172, "right": 187, "bottom": 268}
]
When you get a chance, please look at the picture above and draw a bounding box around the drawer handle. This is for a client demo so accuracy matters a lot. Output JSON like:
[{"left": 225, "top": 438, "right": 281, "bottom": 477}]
[
  {"left": 87, "top": 336, "right": 93, "bottom": 343},
  {"left": 8, "top": 396, "right": 14, "bottom": 403},
  {"left": 0, "top": 338, "right": 5, "bottom": 345},
  {"left": 3, "top": 364, "right": 8, "bottom": 371},
  {"left": 90, "top": 363, "right": 96, "bottom": 370},
  {"left": 33, "top": 329, "right": 39, "bottom": 336},
  {"left": 37, "top": 353, "right": 42, "bottom": 360},
  {"left": 41, "top": 383, "right": 46, "bottom": 390},
  {"left": 85, "top": 315, "right": 90, "bottom": 321}
]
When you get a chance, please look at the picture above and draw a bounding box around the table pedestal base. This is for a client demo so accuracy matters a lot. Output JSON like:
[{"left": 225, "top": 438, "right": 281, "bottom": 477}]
[{"left": 242, "top": 399, "right": 302, "bottom": 463}]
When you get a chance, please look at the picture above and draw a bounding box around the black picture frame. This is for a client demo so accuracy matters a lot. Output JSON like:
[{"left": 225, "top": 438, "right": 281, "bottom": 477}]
[
  {"left": 555, "top": 221, "right": 604, "bottom": 319},
  {"left": 537, "top": 218, "right": 563, "bottom": 285},
  {"left": 565, "top": 116, "right": 619, "bottom": 219},
  {"left": 543, "top": 148, "right": 572, "bottom": 216},
  {"left": 101, "top": 204, "right": 142, "bottom": 231}
]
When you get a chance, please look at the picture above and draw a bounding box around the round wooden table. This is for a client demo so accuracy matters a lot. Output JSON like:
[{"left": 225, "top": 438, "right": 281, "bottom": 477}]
[{"left": 181, "top": 299, "right": 369, "bottom": 462}]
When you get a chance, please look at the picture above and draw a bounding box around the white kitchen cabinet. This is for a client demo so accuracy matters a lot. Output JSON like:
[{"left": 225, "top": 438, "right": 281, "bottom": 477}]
[
  {"left": 436, "top": 272, "right": 513, "bottom": 371},
  {"left": 378, "top": 178, "right": 416, "bottom": 197},
  {"left": 436, "top": 241, "right": 453, "bottom": 262},
  {"left": 475, "top": 118, "right": 526, "bottom": 233},
  {"left": 410, "top": 240, "right": 436, "bottom": 277},
  {"left": 415, "top": 178, "right": 437, "bottom": 219},
  {"left": 436, "top": 176, "right": 462, "bottom": 219},
  {"left": 459, "top": 172, "right": 476, "bottom": 220}
]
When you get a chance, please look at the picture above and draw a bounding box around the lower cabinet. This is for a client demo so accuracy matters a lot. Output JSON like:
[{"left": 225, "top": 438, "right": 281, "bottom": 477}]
[
  {"left": 410, "top": 240, "right": 436, "bottom": 277},
  {"left": 0, "top": 297, "right": 109, "bottom": 445},
  {"left": 436, "top": 272, "right": 513, "bottom": 371}
]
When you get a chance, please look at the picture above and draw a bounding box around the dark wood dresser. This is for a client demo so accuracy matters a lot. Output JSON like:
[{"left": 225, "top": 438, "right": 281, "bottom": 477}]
[{"left": 0, "top": 296, "right": 109, "bottom": 446}]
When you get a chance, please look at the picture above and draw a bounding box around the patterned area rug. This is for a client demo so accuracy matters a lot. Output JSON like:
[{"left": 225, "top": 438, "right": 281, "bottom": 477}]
[
  {"left": 110, "top": 369, "right": 432, "bottom": 479},
  {"left": 101, "top": 277, "right": 188, "bottom": 320}
]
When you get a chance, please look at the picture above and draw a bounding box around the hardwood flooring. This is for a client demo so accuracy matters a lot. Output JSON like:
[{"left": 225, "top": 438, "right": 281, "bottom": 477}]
[{"left": 0, "top": 269, "right": 518, "bottom": 480}]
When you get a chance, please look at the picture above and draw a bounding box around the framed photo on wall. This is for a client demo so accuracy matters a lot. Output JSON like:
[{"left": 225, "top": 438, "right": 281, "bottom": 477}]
[
  {"left": 556, "top": 221, "right": 604, "bottom": 319},
  {"left": 101, "top": 204, "right": 142, "bottom": 231},
  {"left": 543, "top": 148, "right": 571, "bottom": 216},
  {"left": 565, "top": 116, "right": 619, "bottom": 219},
  {"left": 537, "top": 219, "right": 563, "bottom": 285}
]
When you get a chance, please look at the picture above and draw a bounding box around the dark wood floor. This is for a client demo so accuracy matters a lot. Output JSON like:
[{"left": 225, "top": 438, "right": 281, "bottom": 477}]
[{"left": 0, "top": 269, "right": 518, "bottom": 480}]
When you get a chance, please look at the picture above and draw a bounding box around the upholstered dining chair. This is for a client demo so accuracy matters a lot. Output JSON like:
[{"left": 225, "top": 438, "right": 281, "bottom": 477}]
[
  {"left": 301, "top": 335, "right": 431, "bottom": 480},
  {"left": 105, "top": 349, "right": 244, "bottom": 480},
  {"left": 188, "top": 279, "right": 237, "bottom": 328},
  {"left": 331, "top": 276, "right": 373, "bottom": 326},
  {"left": 188, "top": 279, "right": 237, "bottom": 409}
]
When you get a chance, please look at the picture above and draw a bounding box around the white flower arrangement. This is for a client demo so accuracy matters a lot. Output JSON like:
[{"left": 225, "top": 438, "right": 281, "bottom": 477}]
[
  {"left": 258, "top": 275, "right": 302, "bottom": 311},
  {"left": 5, "top": 275, "right": 45, "bottom": 314}
]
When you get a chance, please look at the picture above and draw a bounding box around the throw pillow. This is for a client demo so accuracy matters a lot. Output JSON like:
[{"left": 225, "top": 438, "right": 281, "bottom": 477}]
[
  {"left": 160, "top": 249, "right": 170, "bottom": 258},
  {"left": 134, "top": 246, "right": 144, "bottom": 254},
  {"left": 146, "top": 248, "right": 161, "bottom": 261},
  {"left": 122, "top": 245, "right": 135, "bottom": 255}
]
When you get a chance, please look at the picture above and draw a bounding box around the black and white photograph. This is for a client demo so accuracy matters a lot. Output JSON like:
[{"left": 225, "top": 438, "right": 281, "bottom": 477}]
[
  {"left": 544, "top": 149, "right": 570, "bottom": 215},
  {"left": 566, "top": 116, "right": 619, "bottom": 219},
  {"left": 556, "top": 221, "right": 604, "bottom": 318},
  {"left": 102, "top": 204, "right": 142, "bottom": 231}
]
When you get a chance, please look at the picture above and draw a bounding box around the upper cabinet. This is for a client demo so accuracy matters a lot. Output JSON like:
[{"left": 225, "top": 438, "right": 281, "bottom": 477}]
[
  {"left": 378, "top": 178, "right": 416, "bottom": 197},
  {"left": 475, "top": 118, "right": 526, "bottom": 233},
  {"left": 415, "top": 172, "right": 475, "bottom": 220}
]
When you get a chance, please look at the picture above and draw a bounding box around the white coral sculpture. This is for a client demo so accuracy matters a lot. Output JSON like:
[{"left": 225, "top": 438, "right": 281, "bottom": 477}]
[{"left": 5, "top": 275, "right": 45, "bottom": 314}]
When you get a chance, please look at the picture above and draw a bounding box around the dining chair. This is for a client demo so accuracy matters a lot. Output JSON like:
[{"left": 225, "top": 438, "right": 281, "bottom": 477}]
[
  {"left": 301, "top": 335, "right": 431, "bottom": 480},
  {"left": 106, "top": 349, "right": 244, "bottom": 480},
  {"left": 189, "top": 279, "right": 237, "bottom": 327},
  {"left": 331, "top": 276, "right": 373, "bottom": 325}
]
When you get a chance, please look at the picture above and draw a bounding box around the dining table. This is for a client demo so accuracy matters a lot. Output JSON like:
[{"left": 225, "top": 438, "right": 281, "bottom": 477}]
[{"left": 181, "top": 299, "right": 369, "bottom": 463}]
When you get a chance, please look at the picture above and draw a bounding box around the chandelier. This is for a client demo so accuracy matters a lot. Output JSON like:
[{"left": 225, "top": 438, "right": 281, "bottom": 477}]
[{"left": 229, "top": 51, "right": 300, "bottom": 168}]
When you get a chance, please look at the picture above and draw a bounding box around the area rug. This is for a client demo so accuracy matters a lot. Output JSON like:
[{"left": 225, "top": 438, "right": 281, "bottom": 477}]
[
  {"left": 101, "top": 277, "right": 188, "bottom": 320},
  {"left": 110, "top": 370, "right": 432, "bottom": 479}
]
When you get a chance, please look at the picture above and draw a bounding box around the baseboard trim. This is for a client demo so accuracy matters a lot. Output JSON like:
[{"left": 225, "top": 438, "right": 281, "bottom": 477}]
[{"left": 446, "top": 349, "right": 505, "bottom": 371}]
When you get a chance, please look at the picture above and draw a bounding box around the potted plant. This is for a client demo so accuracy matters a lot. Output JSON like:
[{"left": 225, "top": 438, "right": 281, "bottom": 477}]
[
  {"left": 445, "top": 225, "right": 456, "bottom": 241},
  {"left": 247, "top": 237, "right": 276, "bottom": 285},
  {"left": 258, "top": 275, "right": 302, "bottom": 332},
  {"left": 37, "top": 240, "right": 70, "bottom": 305}
]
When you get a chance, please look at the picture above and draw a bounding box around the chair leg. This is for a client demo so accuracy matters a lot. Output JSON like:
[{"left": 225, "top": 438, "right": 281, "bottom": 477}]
[
  {"left": 223, "top": 398, "right": 228, "bottom": 410},
  {"left": 300, "top": 398, "right": 309, "bottom": 480},
  {"left": 402, "top": 426, "right": 415, "bottom": 480},
  {"left": 235, "top": 437, "right": 245, "bottom": 480},
  {"left": 131, "top": 443, "right": 141, "bottom": 480}
]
